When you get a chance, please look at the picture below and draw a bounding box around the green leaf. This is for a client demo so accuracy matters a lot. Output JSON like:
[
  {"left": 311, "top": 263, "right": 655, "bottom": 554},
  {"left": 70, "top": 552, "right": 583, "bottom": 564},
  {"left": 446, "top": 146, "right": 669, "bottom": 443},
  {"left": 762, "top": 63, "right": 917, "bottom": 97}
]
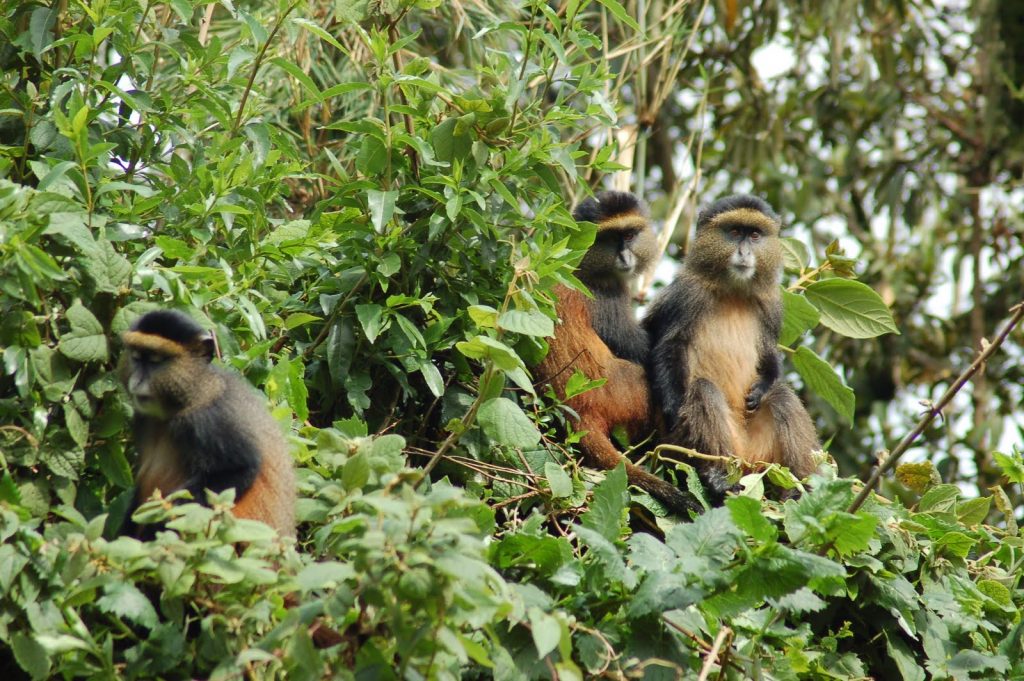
[
  {"left": 11, "top": 633, "right": 49, "bottom": 680},
  {"left": 780, "top": 237, "right": 811, "bottom": 272},
  {"left": 467, "top": 305, "right": 498, "bottom": 329},
  {"left": 780, "top": 289, "right": 820, "bottom": 346},
  {"left": 283, "top": 312, "right": 322, "bottom": 330},
  {"left": 918, "top": 484, "right": 960, "bottom": 512},
  {"left": 935, "top": 531, "right": 975, "bottom": 558},
  {"left": 528, "top": 608, "right": 561, "bottom": 659},
  {"left": 956, "top": 496, "right": 990, "bottom": 526},
  {"left": 477, "top": 397, "right": 541, "bottom": 449},
  {"left": 58, "top": 302, "right": 109, "bottom": 362},
  {"left": 545, "top": 462, "right": 573, "bottom": 498},
  {"left": 419, "top": 359, "right": 444, "bottom": 398},
  {"left": 804, "top": 278, "right": 900, "bottom": 338},
  {"left": 367, "top": 189, "right": 398, "bottom": 233},
  {"left": 726, "top": 495, "right": 776, "bottom": 542},
  {"left": 96, "top": 582, "right": 158, "bottom": 629},
  {"left": 357, "top": 135, "right": 389, "bottom": 176},
  {"left": 455, "top": 335, "right": 524, "bottom": 371},
  {"left": 497, "top": 309, "right": 554, "bottom": 337},
  {"left": 595, "top": 0, "right": 641, "bottom": 31},
  {"left": 791, "top": 346, "right": 854, "bottom": 423},
  {"left": 295, "top": 561, "right": 355, "bottom": 590},
  {"left": 993, "top": 450, "right": 1024, "bottom": 484},
  {"left": 581, "top": 463, "right": 627, "bottom": 541},
  {"left": 355, "top": 304, "right": 385, "bottom": 343}
]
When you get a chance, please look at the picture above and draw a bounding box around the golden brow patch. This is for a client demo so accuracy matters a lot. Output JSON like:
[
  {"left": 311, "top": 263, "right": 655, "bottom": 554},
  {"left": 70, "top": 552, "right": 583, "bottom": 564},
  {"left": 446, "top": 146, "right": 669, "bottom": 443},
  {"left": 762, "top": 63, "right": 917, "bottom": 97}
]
[
  {"left": 122, "top": 330, "right": 188, "bottom": 356},
  {"left": 597, "top": 213, "right": 647, "bottom": 232},
  {"left": 706, "top": 207, "right": 779, "bottom": 233}
]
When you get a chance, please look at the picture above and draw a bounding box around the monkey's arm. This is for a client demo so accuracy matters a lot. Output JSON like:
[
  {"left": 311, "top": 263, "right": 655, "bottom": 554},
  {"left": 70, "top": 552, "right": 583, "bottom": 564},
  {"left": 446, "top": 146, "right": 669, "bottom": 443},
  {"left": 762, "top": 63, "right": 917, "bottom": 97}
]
[
  {"left": 746, "top": 350, "right": 782, "bottom": 412},
  {"left": 171, "top": 407, "right": 262, "bottom": 505}
]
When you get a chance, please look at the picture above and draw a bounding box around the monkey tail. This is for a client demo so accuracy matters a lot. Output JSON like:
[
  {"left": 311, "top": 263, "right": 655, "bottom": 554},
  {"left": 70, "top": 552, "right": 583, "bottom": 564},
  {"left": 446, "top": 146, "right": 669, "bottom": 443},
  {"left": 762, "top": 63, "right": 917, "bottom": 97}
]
[{"left": 624, "top": 462, "right": 703, "bottom": 516}]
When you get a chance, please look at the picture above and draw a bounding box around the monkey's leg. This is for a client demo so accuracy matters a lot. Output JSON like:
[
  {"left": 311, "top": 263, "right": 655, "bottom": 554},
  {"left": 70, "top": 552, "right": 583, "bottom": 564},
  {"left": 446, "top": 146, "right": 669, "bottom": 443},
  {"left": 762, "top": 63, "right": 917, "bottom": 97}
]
[
  {"left": 745, "top": 383, "right": 819, "bottom": 479},
  {"left": 575, "top": 361, "right": 701, "bottom": 515},
  {"left": 672, "top": 378, "right": 744, "bottom": 500}
]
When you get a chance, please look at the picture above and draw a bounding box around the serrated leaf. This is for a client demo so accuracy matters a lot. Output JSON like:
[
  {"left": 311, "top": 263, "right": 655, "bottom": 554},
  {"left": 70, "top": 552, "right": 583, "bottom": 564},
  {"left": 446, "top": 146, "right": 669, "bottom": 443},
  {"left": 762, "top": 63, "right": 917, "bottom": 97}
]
[
  {"left": 727, "top": 495, "right": 776, "bottom": 542},
  {"left": 545, "top": 461, "right": 573, "bottom": 498},
  {"left": 791, "top": 346, "right": 854, "bottom": 423},
  {"left": 497, "top": 309, "right": 554, "bottom": 337},
  {"left": 992, "top": 450, "right": 1024, "bottom": 484},
  {"left": 831, "top": 512, "right": 877, "bottom": 556},
  {"left": 96, "top": 582, "right": 158, "bottom": 629},
  {"left": 57, "top": 302, "right": 108, "bottom": 362},
  {"left": 780, "top": 289, "right": 820, "bottom": 346},
  {"left": 477, "top": 397, "right": 541, "bottom": 449},
  {"left": 804, "top": 278, "right": 900, "bottom": 338},
  {"left": 581, "top": 462, "right": 627, "bottom": 541}
]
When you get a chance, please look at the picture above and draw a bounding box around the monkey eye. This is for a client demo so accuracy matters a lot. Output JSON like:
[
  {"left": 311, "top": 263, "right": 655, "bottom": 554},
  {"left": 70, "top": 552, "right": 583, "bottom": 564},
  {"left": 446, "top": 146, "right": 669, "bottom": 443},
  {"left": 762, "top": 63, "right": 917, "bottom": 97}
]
[
  {"left": 750, "top": 230, "right": 762, "bottom": 241},
  {"left": 729, "top": 228, "right": 741, "bottom": 240},
  {"left": 623, "top": 231, "right": 636, "bottom": 243}
]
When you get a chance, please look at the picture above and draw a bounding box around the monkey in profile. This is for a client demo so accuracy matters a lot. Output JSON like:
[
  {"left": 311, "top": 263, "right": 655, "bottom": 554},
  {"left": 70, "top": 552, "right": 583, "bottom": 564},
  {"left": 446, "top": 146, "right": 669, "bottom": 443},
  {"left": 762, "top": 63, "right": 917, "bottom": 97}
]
[
  {"left": 535, "top": 191, "right": 700, "bottom": 515},
  {"left": 118, "top": 309, "right": 295, "bottom": 538},
  {"left": 643, "top": 194, "right": 819, "bottom": 499}
]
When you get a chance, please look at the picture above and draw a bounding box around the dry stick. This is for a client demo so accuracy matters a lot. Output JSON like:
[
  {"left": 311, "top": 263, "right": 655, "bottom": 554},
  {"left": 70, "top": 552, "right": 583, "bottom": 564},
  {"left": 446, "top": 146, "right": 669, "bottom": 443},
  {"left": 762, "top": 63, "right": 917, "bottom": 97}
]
[
  {"left": 847, "top": 300, "right": 1024, "bottom": 515},
  {"left": 697, "top": 626, "right": 733, "bottom": 681}
]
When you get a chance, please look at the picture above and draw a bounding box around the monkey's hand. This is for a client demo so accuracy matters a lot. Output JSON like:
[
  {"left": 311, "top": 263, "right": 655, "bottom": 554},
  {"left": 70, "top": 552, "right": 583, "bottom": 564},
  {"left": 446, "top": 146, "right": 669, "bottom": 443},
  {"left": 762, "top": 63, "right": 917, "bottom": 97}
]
[{"left": 745, "top": 381, "right": 771, "bottom": 412}]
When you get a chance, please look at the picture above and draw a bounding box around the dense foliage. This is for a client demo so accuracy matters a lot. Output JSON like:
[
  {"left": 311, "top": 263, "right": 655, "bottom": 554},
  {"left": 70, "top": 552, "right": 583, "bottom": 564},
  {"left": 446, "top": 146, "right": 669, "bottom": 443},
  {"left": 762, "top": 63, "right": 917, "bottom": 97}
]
[{"left": 1, "top": 0, "right": 1021, "bottom": 678}]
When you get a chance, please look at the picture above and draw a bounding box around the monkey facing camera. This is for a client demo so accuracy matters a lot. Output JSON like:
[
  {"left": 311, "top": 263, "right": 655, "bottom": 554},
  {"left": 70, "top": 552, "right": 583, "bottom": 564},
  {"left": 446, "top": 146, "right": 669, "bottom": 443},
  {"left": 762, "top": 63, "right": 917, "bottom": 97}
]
[
  {"left": 534, "top": 191, "right": 701, "bottom": 516},
  {"left": 644, "top": 194, "right": 820, "bottom": 500},
  {"left": 118, "top": 309, "right": 295, "bottom": 539}
]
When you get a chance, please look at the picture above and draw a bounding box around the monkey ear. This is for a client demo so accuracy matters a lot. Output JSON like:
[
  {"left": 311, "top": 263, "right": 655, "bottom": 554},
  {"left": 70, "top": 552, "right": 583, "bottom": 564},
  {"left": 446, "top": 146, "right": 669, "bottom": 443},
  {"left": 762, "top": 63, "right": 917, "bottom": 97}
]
[{"left": 197, "top": 332, "right": 216, "bottom": 361}]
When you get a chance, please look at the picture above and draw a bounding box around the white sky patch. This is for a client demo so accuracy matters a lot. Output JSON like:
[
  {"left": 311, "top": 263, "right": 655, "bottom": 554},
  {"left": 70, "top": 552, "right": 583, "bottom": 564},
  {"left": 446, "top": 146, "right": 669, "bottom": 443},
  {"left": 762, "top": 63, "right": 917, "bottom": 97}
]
[{"left": 751, "top": 42, "right": 797, "bottom": 81}]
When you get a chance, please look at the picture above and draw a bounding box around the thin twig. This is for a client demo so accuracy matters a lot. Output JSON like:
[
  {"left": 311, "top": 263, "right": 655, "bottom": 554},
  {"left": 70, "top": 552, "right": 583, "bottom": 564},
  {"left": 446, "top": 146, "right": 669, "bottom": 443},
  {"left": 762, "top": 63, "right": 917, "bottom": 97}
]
[
  {"left": 233, "top": 1, "right": 301, "bottom": 133},
  {"left": 847, "top": 300, "right": 1024, "bottom": 514},
  {"left": 697, "top": 626, "right": 732, "bottom": 681}
]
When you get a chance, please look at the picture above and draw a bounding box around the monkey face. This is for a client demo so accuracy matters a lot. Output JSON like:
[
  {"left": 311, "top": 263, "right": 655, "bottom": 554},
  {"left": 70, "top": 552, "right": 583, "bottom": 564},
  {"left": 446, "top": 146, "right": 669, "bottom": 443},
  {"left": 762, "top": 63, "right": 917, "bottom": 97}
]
[
  {"left": 724, "top": 225, "right": 764, "bottom": 281},
  {"left": 124, "top": 349, "right": 172, "bottom": 418}
]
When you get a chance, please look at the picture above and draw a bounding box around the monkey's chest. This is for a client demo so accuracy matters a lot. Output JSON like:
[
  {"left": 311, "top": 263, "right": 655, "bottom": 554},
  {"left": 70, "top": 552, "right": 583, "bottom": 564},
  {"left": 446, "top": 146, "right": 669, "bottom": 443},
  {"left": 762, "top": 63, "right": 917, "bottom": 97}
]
[
  {"left": 135, "top": 429, "right": 188, "bottom": 501},
  {"left": 688, "top": 305, "right": 761, "bottom": 411}
]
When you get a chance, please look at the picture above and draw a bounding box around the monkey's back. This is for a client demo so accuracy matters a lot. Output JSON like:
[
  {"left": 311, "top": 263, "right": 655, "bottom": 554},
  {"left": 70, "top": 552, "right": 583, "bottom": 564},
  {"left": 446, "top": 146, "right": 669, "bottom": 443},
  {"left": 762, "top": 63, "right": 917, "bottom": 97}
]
[
  {"left": 217, "top": 371, "right": 296, "bottom": 536},
  {"left": 535, "top": 284, "right": 650, "bottom": 436}
]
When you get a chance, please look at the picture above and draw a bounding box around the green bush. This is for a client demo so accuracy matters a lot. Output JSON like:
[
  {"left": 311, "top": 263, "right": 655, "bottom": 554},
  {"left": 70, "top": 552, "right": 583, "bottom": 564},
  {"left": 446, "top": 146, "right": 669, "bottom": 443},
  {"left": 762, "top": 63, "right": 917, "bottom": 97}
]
[{"left": 1, "top": 0, "right": 1021, "bottom": 678}]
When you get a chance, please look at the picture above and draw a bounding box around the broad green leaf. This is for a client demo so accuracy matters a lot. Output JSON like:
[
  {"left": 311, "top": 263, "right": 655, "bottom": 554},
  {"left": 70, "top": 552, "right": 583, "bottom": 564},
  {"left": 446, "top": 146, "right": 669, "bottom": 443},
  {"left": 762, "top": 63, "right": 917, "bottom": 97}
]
[
  {"left": 791, "top": 346, "right": 854, "bottom": 423},
  {"left": 804, "top": 278, "right": 900, "bottom": 338},
  {"left": 355, "top": 304, "right": 385, "bottom": 343},
  {"left": 283, "top": 312, "right": 322, "bottom": 330},
  {"left": 467, "top": 305, "right": 498, "bottom": 329},
  {"left": 545, "top": 461, "right": 573, "bottom": 498},
  {"left": 956, "top": 496, "right": 990, "bottom": 526},
  {"left": 780, "top": 289, "right": 820, "bottom": 346},
  {"left": 58, "top": 302, "right": 108, "bottom": 362},
  {"left": 10, "top": 633, "right": 49, "bottom": 680},
  {"left": 295, "top": 561, "right": 355, "bottom": 590},
  {"left": 498, "top": 309, "right": 554, "bottom": 337},
  {"left": 918, "top": 484, "right": 960, "bottom": 512},
  {"left": 528, "top": 607, "right": 561, "bottom": 659},
  {"left": 780, "top": 237, "right": 811, "bottom": 272},
  {"left": 455, "top": 335, "right": 524, "bottom": 371},
  {"left": 935, "top": 531, "right": 975, "bottom": 558},
  {"left": 477, "top": 397, "right": 541, "bottom": 449}
]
